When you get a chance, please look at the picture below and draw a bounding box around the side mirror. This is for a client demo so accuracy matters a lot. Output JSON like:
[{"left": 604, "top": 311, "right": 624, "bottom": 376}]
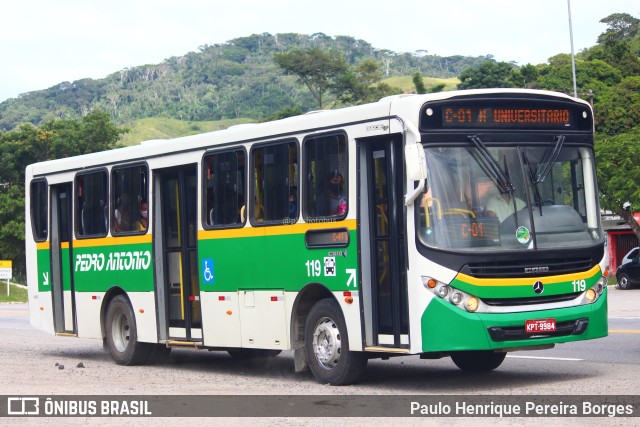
[
  {"left": 405, "top": 144, "right": 427, "bottom": 181},
  {"left": 404, "top": 144, "right": 428, "bottom": 206}
]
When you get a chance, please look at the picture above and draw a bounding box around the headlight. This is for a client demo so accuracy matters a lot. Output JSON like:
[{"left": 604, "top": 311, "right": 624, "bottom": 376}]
[
  {"left": 437, "top": 286, "right": 449, "bottom": 298},
  {"left": 421, "top": 276, "right": 483, "bottom": 312},
  {"left": 465, "top": 297, "right": 479, "bottom": 312},
  {"left": 450, "top": 292, "right": 463, "bottom": 305}
]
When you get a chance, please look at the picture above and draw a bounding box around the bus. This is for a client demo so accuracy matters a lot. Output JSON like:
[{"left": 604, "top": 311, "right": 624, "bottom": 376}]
[{"left": 25, "top": 89, "right": 608, "bottom": 385}]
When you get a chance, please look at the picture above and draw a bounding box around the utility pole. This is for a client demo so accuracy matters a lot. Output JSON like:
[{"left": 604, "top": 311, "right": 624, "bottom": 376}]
[{"left": 567, "top": 0, "right": 578, "bottom": 98}]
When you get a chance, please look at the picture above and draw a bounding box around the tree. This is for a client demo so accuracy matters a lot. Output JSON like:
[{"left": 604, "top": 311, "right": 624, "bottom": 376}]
[
  {"left": 274, "top": 48, "right": 349, "bottom": 109},
  {"left": 597, "top": 13, "right": 640, "bottom": 44},
  {"left": 594, "top": 76, "right": 640, "bottom": 135},
  {"left": 595, "top": 128, "right": 640, "bottom": 241},
  {"left": 0, "top": 112, "right": 126, "bottom": 279},
  {"left": 413, "top": 72, "right": 427, "bottom": 94},
  {"left": 457, "top": 61, "right": 518, "bottom": 89},
  {"left": 332, "top": 60, "right": 401, "bottom": 105}
]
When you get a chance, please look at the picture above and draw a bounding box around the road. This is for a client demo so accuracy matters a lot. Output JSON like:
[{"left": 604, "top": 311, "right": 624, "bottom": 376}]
[{"left": 0, "top": 287, "right": 639, "bottom": 425}]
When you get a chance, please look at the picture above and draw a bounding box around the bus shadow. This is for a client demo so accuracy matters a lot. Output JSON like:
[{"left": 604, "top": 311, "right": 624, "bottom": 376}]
[{"left": 161, "top": 349, "right": 597, "bottom": 392}]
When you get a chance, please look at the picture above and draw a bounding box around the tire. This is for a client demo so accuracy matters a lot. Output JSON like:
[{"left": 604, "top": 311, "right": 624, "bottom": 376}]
[
  {"left": 305, "top": 298, "right": 367, "bottom": 385},
  {"left": 105, "top": 295, "right": 152, "bottom": 365},
  {"left": 450, "top": 350, "right": 506, "bottom": 372},
  {"left": 617, "top": 273, "right": 632, "bottom": 290},
  {"left": 228, "top": 349, "right": 282, "bottom": 359}
]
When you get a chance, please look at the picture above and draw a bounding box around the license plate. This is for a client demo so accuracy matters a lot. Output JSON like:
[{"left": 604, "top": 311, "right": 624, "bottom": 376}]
[{"left": 525, "top": 318, "right": 556, "bottom": 333}]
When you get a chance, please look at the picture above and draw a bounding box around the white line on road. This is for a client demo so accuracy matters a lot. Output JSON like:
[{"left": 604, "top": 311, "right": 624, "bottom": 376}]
[{"left": 506, "top": 355, "right": 583, "bottom": 361}]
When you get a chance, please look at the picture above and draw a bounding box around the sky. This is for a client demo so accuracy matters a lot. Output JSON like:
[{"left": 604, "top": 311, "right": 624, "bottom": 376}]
[{"left": 1, "top": 0, "right": 639, "bottom": 103}]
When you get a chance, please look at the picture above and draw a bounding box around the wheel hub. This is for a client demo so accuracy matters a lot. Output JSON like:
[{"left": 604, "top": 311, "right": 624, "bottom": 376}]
[
  {"left": 312, "top": 316, "right": 341, "bottom": 370},
  {"left": 112, "top": 311, "right": 130, "bottom": 353}
]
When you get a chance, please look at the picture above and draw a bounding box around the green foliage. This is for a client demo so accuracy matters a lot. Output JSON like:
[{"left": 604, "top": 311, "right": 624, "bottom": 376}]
[
  {"left": 595, "top": 128, "right": 640, "bottom": 239},
  {"left": 595, "top": 129, "right": 640, "bottom": 212},
  {"left": 0, "top": 112, "right": 126, "bottom": 277},
  {"left": 0, "top": 282, "right": 27, "bottom": 303},
  {"left": 0, "top": 33, "right": 491, "bottom": 131},
  {"left": 413, "top": 72, "right": 427, "bottom": 94},
  {"left": 597, "top": 13, "right": 640, "bottom": 44},
  {"left": 457, "top": 61, "right": 519, "bottom": 89},
  {"left": 119, "top": 117, "right": 252, "bottom": 146},
  {"left": 594, "top": 76, "right": 640, "bottom": 135},
  {"left": 331, "top": 60, "right": 402, "bottom": 105},
  {"left": 274, "top": 48, "right": 350, "bottom": 109}
]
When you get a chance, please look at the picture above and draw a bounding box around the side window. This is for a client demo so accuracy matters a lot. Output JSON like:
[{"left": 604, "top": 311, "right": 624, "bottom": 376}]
[
  {"left": 252, "top": 141, "right": 298, "bottom": 224},
  {"left": 304, "top": 133, "right": 348, "bottom": 218},
  {"left": 30, "top": 180, "right": 48, "bottom": 241},
  {"left": 112, "top": 165, "right": 148, "bottom": 234},
  {"left": 75, "top": 171, "right": 108, "bottom": 237},
  {"left": 204, "top": 149, "right": 246, "bottom": 227}
]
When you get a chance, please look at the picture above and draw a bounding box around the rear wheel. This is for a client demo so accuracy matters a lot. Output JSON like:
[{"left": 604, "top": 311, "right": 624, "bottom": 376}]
[
  {"left": 105, "top": 295, "right": 152, "bottom": 365},
  {"left": 305, "top": 298, "right": 367, "bottom": 385},
  {"left": 450, "top": 350, "right": 506, "bottom": 372},
  {"left": 617, "top": 273, "right": 632, "bottom": 290}
]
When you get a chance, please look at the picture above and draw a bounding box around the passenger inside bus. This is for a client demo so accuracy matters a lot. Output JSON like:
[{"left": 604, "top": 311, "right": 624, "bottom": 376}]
[
  {"left": 317, "top": 171, "right": 346, "bottom": 216},
  {"left": 134, "top": 198, "right": 148, "bottom": 231},
  {"left": 114, "top": 195, "right": 133, "bottom": 232}
]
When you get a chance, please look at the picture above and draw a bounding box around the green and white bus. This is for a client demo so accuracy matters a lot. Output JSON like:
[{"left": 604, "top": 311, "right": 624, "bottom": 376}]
[{"left": 25, "top": 89, "right": 608, "bottom": 385}]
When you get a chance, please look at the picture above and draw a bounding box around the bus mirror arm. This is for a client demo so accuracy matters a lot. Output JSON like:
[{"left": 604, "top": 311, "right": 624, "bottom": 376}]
[{"left": 405, "top": 179, "right": 426, "bottom": 206}]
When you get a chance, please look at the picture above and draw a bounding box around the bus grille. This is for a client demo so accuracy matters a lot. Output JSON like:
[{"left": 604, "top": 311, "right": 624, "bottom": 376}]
[
  {"left": 462, "top": 257, "right": 592, "bottom": 278},
  {"left": 482, "top": 292, "right": 582, "bottom": 307}
]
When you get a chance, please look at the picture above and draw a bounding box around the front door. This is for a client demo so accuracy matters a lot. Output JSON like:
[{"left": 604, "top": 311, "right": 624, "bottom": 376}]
[
  {"left": 157, "top": 166, "right": 201, "bottom": 340},
  {"left": 360, "top": 136, "right": 408, "bottom": 348},
  {"left": 49, "top": 183, "right": 76, "bottom": 334}
]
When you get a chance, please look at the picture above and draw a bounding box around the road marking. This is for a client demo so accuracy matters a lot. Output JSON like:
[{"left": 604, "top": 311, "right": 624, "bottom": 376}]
[
  {"left": 609, "top": 329, "right": 640, "bottom": 334},
  {"left": 506, "top": 355, "right": 583, "bottom": 361}
]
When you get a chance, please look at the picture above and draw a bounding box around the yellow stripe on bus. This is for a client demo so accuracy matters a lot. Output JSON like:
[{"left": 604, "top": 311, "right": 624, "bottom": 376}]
[
  {"left": 37, "top": 235, "right": 153, "bottom": 250},
  {"left": 198, "top": 219, "right": 358, "bottom": 240},
  {"left": 455, "top": 265, "right": 601, "bottom": 286},
  {"left": 36, "top": 220, "right": 357, "bottom": 249}
]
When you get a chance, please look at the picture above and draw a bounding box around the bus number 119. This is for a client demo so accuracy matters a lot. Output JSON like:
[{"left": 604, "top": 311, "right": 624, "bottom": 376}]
[{"left": 306, "top": 259, "right": 321, "bottom": 277}]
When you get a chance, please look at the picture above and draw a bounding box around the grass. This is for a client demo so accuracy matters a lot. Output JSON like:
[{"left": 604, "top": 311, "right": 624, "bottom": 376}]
[
  {"left": 383, "top": 76, "right": 460, "bottom": 93},
  {"left": 118, "top": 117, "right": 255, "bottom": 146},
  {"left": 116, "top": 77, "right": 460, "bottom": 147},
  {"left": 0, "top": 282, "right": 28, "bottom": 303}
]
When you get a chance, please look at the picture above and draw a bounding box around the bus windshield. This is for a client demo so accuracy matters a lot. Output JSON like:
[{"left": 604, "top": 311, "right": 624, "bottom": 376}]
[{"left": 417, "top": 141, "right": 603, "bottom": 252}]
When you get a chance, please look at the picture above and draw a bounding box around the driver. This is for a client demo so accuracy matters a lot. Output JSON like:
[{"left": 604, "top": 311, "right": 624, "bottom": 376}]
[{"left": 486, "top": 191, "right": 526, "bottom": 222}]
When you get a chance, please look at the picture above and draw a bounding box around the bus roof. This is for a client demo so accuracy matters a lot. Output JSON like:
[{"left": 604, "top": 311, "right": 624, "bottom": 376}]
[{"left": 26, "top": 89, "right": 590, "bottom": 177}]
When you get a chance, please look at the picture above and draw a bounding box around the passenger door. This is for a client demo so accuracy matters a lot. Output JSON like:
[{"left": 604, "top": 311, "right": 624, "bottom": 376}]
[{"left": 49, "top": 183, "right": 76, "bottom": 334}]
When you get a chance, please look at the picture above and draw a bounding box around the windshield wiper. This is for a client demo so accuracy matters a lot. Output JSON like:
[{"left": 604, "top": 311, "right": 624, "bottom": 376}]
[
  {"left": 523, "top": 152, "right": 543, "bottom": 216},
  {"left": 535, "top": 135, "right": 565, "bottom": 183},
  {"left": 467, "top": 135, "right": 515, "bottom": 195}
]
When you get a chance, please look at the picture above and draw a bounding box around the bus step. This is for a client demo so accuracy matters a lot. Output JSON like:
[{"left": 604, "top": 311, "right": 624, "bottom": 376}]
[
  {"left": 164, "top": 340, "right": 205, "bottom": 349},
  {"left": 55, "top": 332, "right": 77, "bottom": 337}
]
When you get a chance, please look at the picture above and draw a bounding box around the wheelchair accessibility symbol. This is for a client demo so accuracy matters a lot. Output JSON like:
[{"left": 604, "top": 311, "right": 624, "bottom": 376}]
[{"left": 202, "top": 258, "right": 215, "bottom": 284}]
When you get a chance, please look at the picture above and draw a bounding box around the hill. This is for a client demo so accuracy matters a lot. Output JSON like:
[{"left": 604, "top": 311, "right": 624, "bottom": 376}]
[{"left": 0, "top": 33, "right": 479, "bottom": 135}]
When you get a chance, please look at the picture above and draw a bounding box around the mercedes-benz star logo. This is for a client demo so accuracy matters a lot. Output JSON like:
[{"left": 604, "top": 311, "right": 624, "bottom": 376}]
[{"left": 533, "top": 281, "right": 544, "bottom": 294}]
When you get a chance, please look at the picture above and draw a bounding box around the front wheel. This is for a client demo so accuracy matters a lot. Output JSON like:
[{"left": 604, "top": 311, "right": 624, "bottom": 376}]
[
  {"left": 105, "top": 295, "right": 152, "bottom": 365},
  {"left": 617, "top": 273, "right": 632, "bottom": 290},
  {"left": 305, "top": 298, "right": 367, "bottom": 385},
  {"left": 450, "top": 350, "right": 506, "bottom": 372}
]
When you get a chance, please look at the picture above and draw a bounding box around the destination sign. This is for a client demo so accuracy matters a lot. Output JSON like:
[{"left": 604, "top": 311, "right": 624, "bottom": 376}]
[
  {"left": 443, "top": 107, "right": 571, "bottom": 128},
  {"left": 305, "top": 228, "right": 350, "bottom": 248},
  {"left": 420, "top": 98, "right": 592, "bottom": 131}
]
